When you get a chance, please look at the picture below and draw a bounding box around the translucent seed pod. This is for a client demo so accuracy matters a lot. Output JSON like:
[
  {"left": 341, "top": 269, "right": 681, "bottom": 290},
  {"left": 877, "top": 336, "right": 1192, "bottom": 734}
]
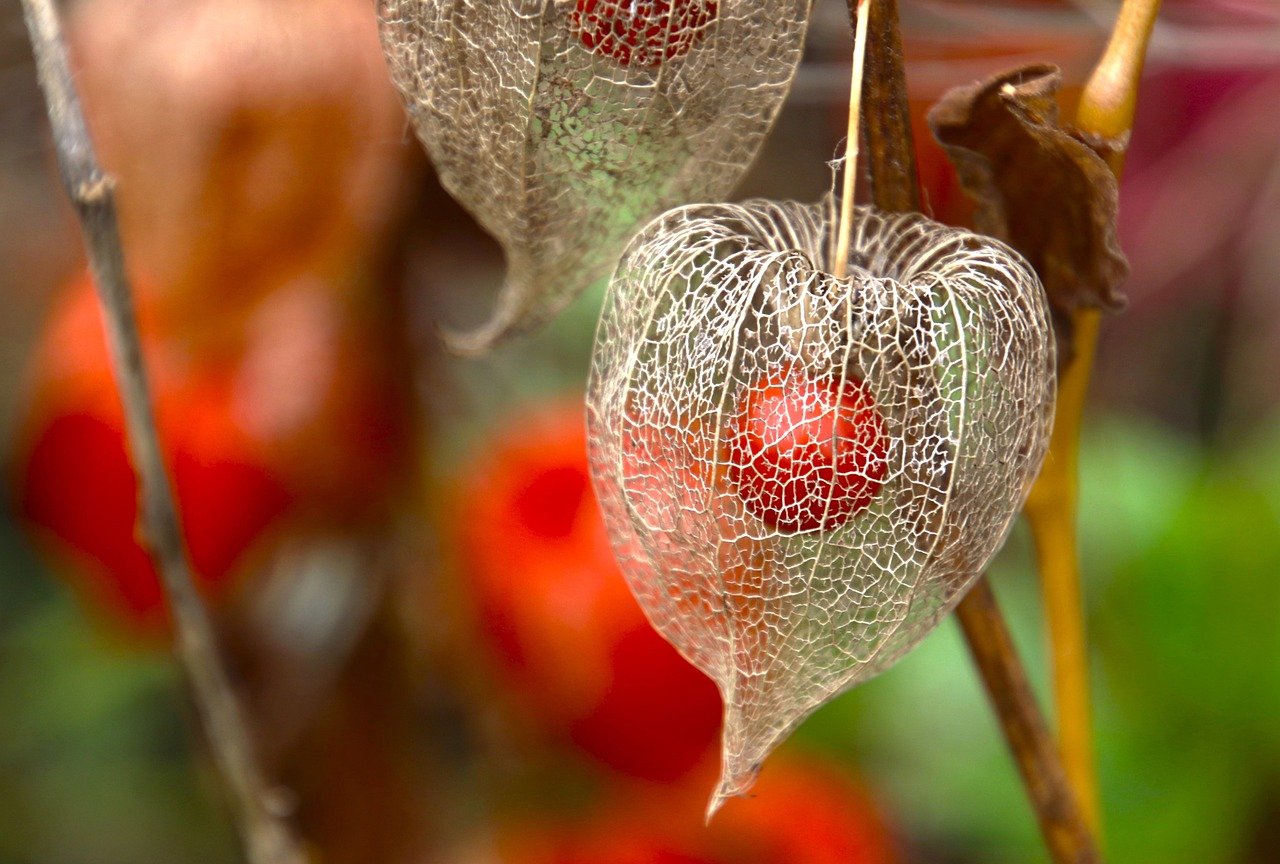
[
  {"left": 587, "top": 199, "right": 1056, "bottom": 815},
  {"left": 377, "top": 0, "right": 812, "bottom": 352}
]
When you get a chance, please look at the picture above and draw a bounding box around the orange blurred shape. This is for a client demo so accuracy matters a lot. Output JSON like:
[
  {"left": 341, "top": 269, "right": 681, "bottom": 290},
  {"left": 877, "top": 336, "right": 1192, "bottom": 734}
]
[
  {"left": 455, "top": 402, "right": 723, "bottom": 782},
  {"left": 11, "top": 272, "right": 409, "bottom": 636},
  {"left": 493, "top": 756, "right": 898, "bottom": 864},
  {"left": 68, "top": 0, "right": 409, "bottom": 330},
  {"left": 708, "top": 757, "right": 898, "bottom": 864}
]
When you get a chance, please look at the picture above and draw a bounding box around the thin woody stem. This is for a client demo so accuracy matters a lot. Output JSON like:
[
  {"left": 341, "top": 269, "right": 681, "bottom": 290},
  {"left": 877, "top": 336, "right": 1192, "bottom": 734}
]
[
  {"left": 1025, "top": 0, "right": 1163, "bottom": 834},
  {"left": 1024, "top": 310, "right": 1103, "bottom": 830},
  {"left": 833, "top": 0, "right": 870, "bottom": 280},
  {"left": 19, "top": 2, "right": 307, "bottom": 862},
  {"left": 955, "top": 582, "right": 1101, "bottom": 864},
  {"left": 846, "top": 0, "right": 1101, "bottom": 860},
  {"left": 861, "top": 0, "right": 920, "bottom": 213},
  {"left": 1077, "top": 0, "right": 1163, "bottom": 152}
]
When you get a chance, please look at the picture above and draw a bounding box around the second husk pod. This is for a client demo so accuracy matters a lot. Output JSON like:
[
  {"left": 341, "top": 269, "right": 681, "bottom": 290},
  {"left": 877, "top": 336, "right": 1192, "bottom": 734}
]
[
  {"left": 587, "top": 199, "right": 1056, "bottom": 813},
  {"left": 378, "top": 0, "right": 813, "bottom": 351}
]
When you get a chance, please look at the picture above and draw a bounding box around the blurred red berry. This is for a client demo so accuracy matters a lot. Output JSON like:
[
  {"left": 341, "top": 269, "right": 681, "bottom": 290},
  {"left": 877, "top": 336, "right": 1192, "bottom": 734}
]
[
  {"left": 13, "top": 280, "right": 287, "bottom": 631},
  {"left": 499, "top": 823, "right": 715, "bottom": 864},
  {"left": 456, "top": 403, "right": 722, "bottom": 781},
  {"left": 710, "top": 757, "right": 897, "bottom": 864},
  {"left": 493, "top": 755, "right": 897, "bottom": 864},
  {"left": 572, "top": 0, "right": 718, "bottom": 68},
  {"left": 727, "top": 368, "right": 888, "bottom": 534},
  {"left": 12, "top": 273, "right": 409, "bottom": 634}
]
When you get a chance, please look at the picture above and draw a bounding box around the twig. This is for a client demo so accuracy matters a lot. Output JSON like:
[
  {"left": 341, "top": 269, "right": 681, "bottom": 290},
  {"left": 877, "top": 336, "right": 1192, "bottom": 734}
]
[
  {"left": 1023, "top": 311, "right": 1102, "bottom": 829},
  {"left": 19, "top": 2, "right": 307, "bottom": 862},
  {"left": 833, "top": 0, "right": 870, "bottom": 280},
  {"left": 955, "top": 582, "right": 1101, "bottom": 864},
  {"left": 1077, "top": 0, "right": 1163, "bottom": 157},
  {"left": 1024, "top": 0, "right": 1163, "bottom": 833},
  {"left": 860, "top": 0, "right": 919, "bottom": 213},
  {"left": 846, "top": 0, "right": 1102, "bottom": 860}
]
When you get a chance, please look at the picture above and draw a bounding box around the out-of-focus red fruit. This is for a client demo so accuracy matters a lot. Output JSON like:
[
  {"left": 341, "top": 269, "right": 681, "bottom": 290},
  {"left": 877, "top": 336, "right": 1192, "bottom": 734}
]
[
  {"left": 497, "top": 822, "right": 716, "bottom": 864},
  {"left": 572, "top": 0, "right": 718, "bottom": 68},
  {"left": 69, "top": 0, "right": 408, "bottom": 330},
  {"left": 709, "top": 757, "right": 897, "bottom": 864},
  {"left": 456, "top": 403, "right": 722, "bottom": 782},
  {"left": 727, "top": 367, "right": 887, "bottom": 534},
  {"left": 14, "top": 280, "right": 289, "bottom": 631},
  {"left": 493, "top": 755, "right": 897, "bottom": 864},
  {"left": 12, "top": 273, "right": 409, "bottom": 634}
]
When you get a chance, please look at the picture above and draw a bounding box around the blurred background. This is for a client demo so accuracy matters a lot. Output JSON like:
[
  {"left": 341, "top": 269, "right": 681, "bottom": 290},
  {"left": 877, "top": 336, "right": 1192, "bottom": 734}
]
[{"left": 1, "top": 0, "right": 1278, "bottom": 862}]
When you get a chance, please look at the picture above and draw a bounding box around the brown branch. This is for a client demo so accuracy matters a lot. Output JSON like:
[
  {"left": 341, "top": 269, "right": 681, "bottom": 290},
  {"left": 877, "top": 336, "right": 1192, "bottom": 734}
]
[
  {"left": 19, "top": 2, "right": 307, "bottom": 862},
  {"left": 850, "top": 0, "right": 920, "bottom": 213},
  {"left": 1027, "top": 0, "right": 1162, "bottom": 828},
  {"left": 845, "top": 1, "right": 1102, "bottom": 860},
  {"left": 1025, "top": 308, "right": 1104, "bottom": 830},
  {"left": 833, "top": 0, "right": 870, "bottom": 280},
  {"left": 956, "top": 582, "right": 1101, "bottom": 864}
]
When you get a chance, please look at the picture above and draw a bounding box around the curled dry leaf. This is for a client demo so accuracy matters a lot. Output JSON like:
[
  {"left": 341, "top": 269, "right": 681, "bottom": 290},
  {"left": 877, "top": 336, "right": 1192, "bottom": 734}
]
[
  {"left": 926, "top": 64, "right": 1129, "bottom": 354},
  {"left": 587, "top": 199, "right": 1055, "bottom": 813},
  {"left": 377, "top": 0, "right": 812, "bottom": 353}
]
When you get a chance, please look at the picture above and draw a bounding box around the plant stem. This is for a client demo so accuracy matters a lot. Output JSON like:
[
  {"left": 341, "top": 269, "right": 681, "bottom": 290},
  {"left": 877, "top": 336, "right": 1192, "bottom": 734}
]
[
  {"left": 1024, "top": 0, "right": 1162, "bottom": 834},
  {"left": 847, "top": 1, "right": 1101, "bottom": 860},
  {"left": 833, "top": 0, "right": 870, "bottom": 280},
  {"left": 955, "top": 582, "right": 1101, "bottom": 864},
  {"left": 1077, "top": 0, "right": 1163, "bottom": 154},
  {"left": 1024, "top": 310, "right": 1102, "bottom": 830},
  {"left": 860, "top": 0, "right": 920, "bottom": 213},
  {"left": 19, "top": 2, "right": 307, "bottom": 862}
]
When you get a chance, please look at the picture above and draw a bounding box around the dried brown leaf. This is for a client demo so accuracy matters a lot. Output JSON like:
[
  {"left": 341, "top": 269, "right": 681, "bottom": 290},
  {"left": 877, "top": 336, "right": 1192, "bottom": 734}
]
[{"left": 927, "top": 64, "right": 1128, "bottom": 351}]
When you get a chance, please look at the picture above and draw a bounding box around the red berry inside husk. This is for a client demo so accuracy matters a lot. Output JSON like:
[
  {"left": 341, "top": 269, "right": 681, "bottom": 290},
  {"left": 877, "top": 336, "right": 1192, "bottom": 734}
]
[
  {"left": 572, "top": 0, "right": 718, "bottom": 68},
  {"left": 727, "top": 367, "right": 888, "bottom": 534}
]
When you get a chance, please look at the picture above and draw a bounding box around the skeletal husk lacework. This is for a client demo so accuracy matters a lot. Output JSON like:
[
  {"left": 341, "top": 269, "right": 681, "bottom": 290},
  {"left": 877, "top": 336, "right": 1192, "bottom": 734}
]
[
  {"left": 377, "top": 0, "right": 811, "bottom": 353},
  {"left": 586, "top": 199, "right": 1056, "bottom": 815}
]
